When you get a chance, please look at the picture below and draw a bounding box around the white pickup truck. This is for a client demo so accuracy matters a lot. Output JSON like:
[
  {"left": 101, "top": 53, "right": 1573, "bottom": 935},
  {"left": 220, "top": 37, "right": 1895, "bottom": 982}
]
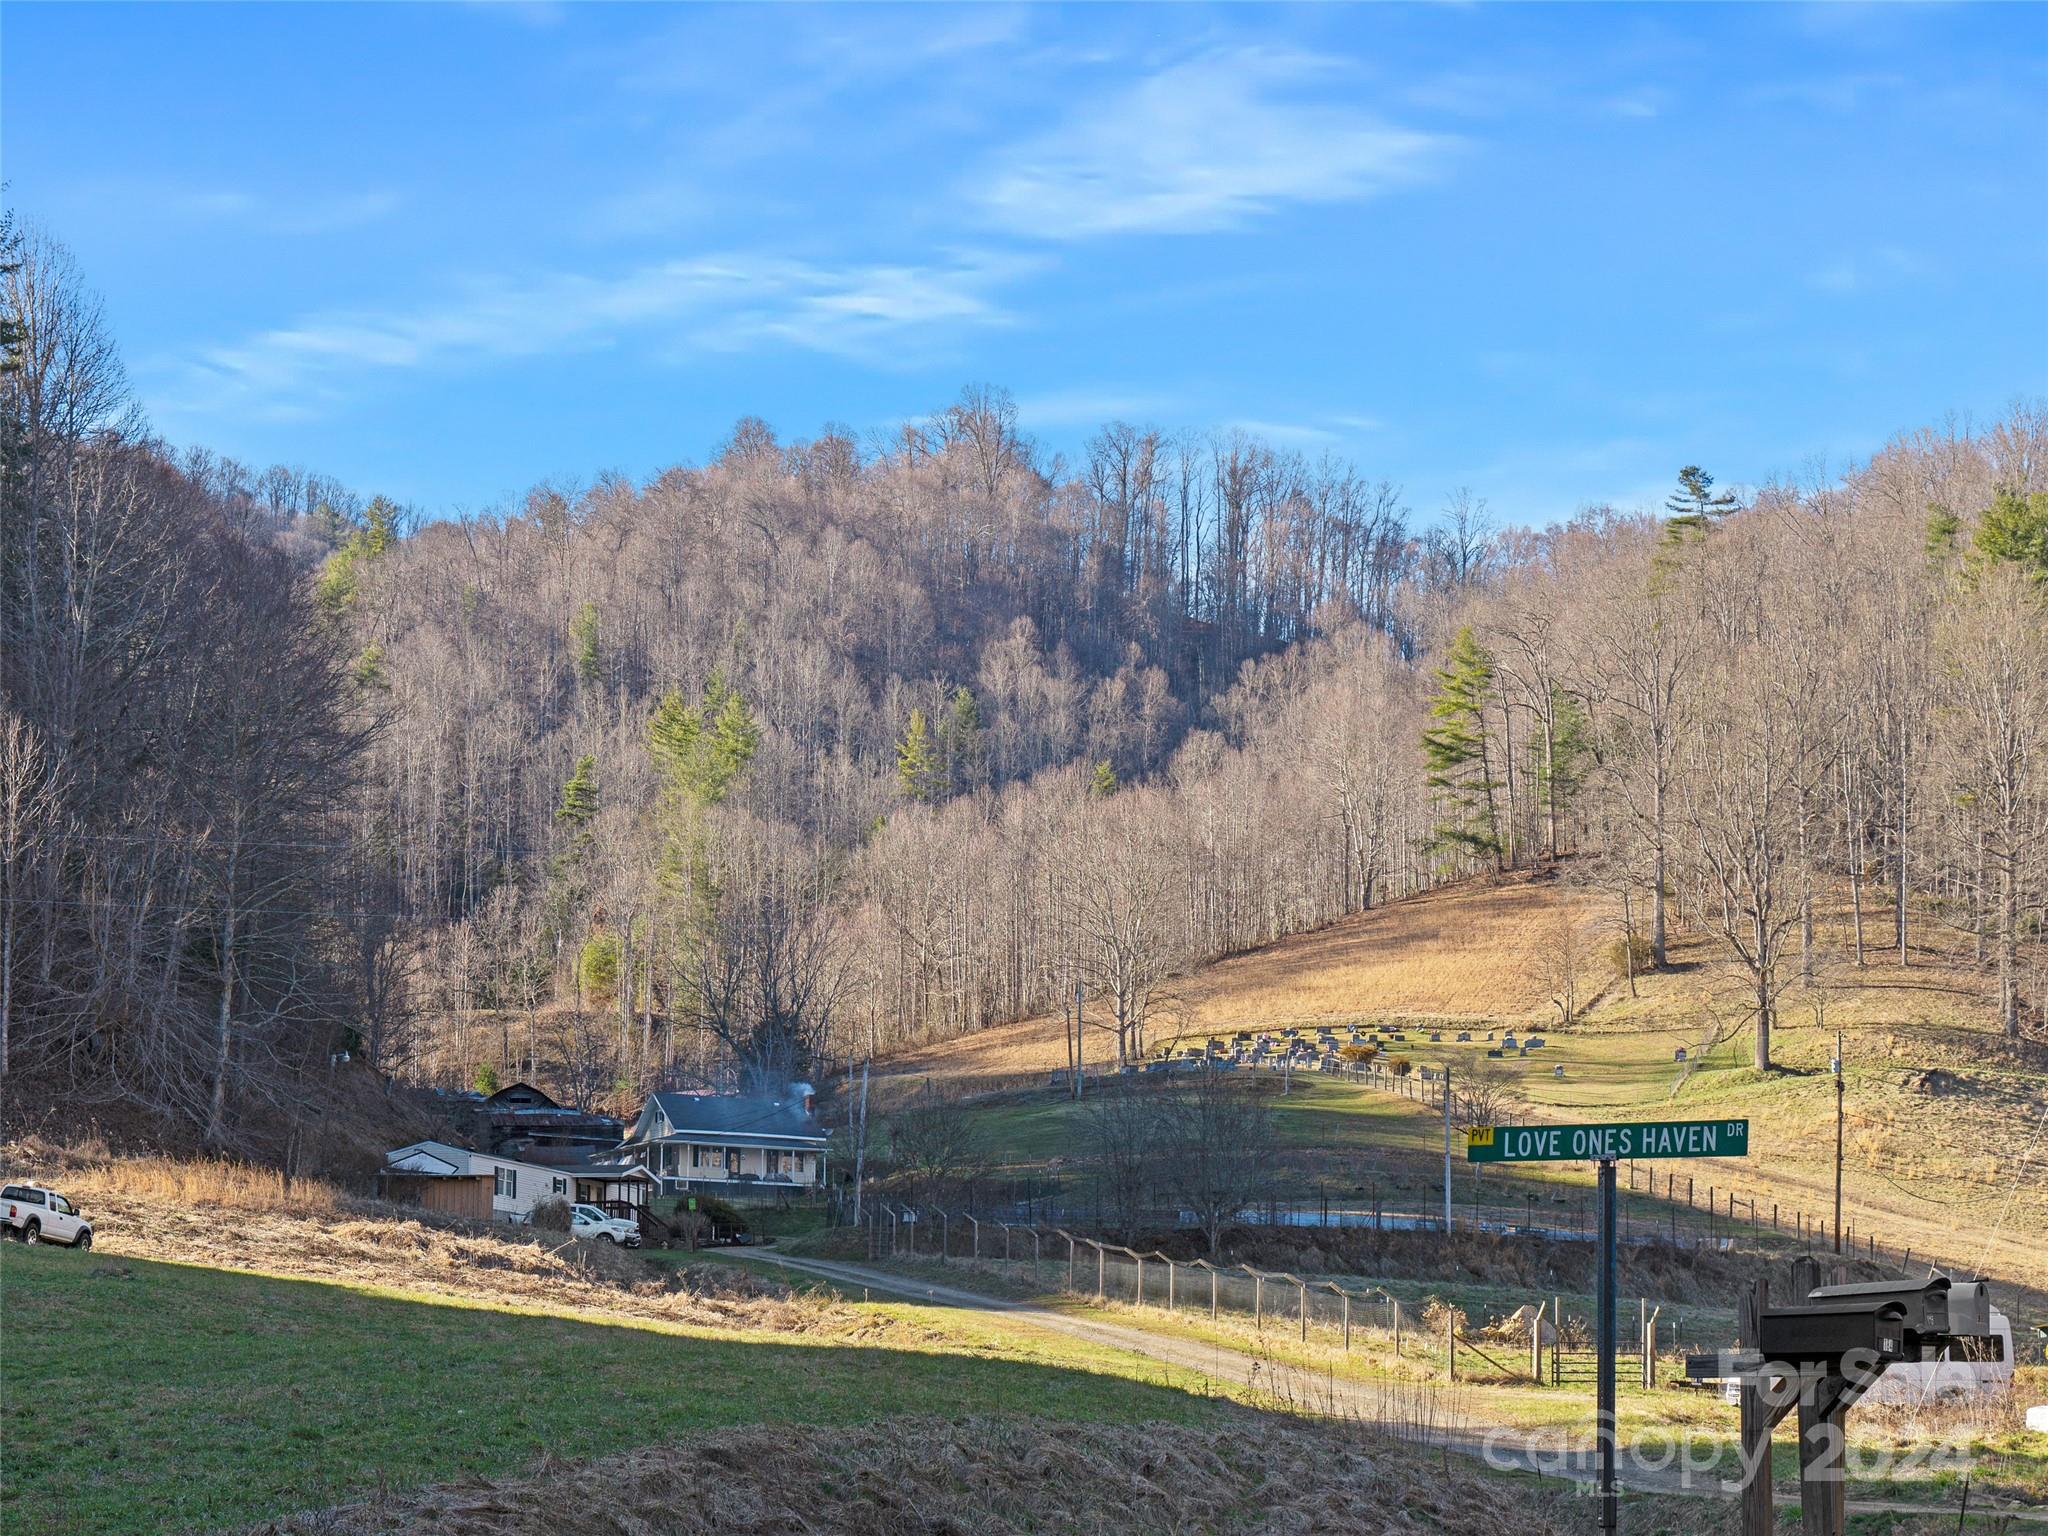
[
  {"left": 1, "top": 1183, "right": 94, "bottom": 1248},
  {"left": 524, "top": 1201, "right": 640, "bottom": 1246},
  {"left": 570, "top": 1203, "right": 641, "bottom": 1246}
]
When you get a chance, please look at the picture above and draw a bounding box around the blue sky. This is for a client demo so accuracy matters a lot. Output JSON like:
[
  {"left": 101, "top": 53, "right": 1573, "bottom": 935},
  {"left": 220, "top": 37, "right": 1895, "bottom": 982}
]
[{"left": 7, "top": 2, "right": 2045, "bottom": 523}]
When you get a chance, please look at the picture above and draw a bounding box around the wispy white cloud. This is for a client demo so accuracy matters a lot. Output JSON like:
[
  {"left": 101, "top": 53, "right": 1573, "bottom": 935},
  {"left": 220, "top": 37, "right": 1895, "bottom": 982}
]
[
  {"left": 1012, "top": 387, "right": 1182, "bottom": 429},
  {"left": 1746, "top": 71, "right": 1905, "bottom": 113},
  {"left": 151, "top": 251, "right": 1028, "bottom": 422},
  {"left": 1228, "top": 418, "right": 1341, "bottom": 446},
  {"left": 976, "top": 47, "right": 1456, "bottom": 239},
  {"left": 1599, "top": 87, "right": 1670, "bottom": 120},
  {"left": 1807, "top": 246, "right": 1924, "bottom": 294},
  {"left": 112, "top": 184, "right": 402, "bottom": 236},
  {"left": 1227, "top": 413, "right": 1387, "bottom": 448},
  {"left": 454, "top": 0, "right": 566, "bottom": 30}
]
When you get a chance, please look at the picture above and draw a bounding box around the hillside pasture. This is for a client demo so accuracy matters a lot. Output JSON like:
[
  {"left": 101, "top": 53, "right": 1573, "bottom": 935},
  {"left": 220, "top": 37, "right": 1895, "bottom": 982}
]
[{"left": 872, "top": 876, "right": 2048, "bottom": 1303}]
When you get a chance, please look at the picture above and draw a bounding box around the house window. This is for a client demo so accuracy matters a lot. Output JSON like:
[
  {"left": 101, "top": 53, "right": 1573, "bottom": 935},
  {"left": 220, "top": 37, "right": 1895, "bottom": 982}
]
[
  {"left": 495, "top": 1167, "right": 518, "bottom": 1200},
  {"left": 552, "top": 1176, "right": 568, "bottom": 1196}
]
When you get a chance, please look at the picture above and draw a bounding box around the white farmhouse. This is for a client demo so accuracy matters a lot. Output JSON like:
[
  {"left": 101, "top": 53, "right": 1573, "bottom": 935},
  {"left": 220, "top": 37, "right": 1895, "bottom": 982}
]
[{"left": 620, "top": 1088, "right": 828, "bottom": 1196}]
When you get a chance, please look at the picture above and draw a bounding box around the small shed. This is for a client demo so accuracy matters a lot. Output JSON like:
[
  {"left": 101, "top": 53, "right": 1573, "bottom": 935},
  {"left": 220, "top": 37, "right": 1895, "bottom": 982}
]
[{"left": 376, "top": 1170, "right": 493, "bottom": 1221}]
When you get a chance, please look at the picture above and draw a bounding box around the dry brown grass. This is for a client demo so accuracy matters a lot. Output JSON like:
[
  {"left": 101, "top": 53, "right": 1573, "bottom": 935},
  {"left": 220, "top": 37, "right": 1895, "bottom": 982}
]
[
  {"left": 882, "top": 879, "right": 1603, "bottom": 1083},
  {"left": 73, "top": 1151, "right": 345, "bottom": 1214},
  {"left": 0, "top": 1140, "right": 938, "bottom": 1342},
  {"left": 240, "top": 1413, "right": 1717, "bottom": 1536}
]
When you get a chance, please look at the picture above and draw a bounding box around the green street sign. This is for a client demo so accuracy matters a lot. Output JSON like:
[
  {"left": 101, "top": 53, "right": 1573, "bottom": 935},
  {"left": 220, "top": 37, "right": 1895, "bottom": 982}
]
[{"left": 1467, "top": 1117, "right": 1749, "bottom": 1164}]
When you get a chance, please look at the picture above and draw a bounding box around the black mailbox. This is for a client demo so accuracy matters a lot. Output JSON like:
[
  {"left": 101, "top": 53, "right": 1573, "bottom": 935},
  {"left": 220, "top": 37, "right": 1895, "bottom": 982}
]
[
  {"left": 1757, "top": 1296, "right": 1912, "bottom": 1365},
  {"left": 1757, "top": 1276, "right": 1991, "bottom": 1369},
  {"left": 1806, "top": 1276, "right": 1991, "bottom": 1347}
]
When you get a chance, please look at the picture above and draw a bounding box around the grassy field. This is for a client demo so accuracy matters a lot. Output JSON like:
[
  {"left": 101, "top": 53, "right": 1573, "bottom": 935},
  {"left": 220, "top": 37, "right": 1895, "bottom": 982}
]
[
  {"left": 0, "top": 1241, "right": 1234, "bottom": 1536},
  {"left": 771, "top": 1248, "right": 2048, "bottom": 1511},
  {"left": 877, "top": 875, "right": 2048, "bottom": 1301}
]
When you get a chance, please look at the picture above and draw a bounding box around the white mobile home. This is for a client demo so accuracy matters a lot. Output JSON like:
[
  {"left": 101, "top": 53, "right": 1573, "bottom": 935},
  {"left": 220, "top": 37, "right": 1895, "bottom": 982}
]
[{"left": 385, "top": 1140, "right": 585, "bottom": 1223}]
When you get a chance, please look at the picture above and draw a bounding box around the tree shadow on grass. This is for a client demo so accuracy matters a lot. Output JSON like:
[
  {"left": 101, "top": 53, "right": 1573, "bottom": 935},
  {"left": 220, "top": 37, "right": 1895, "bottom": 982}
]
[{"left": 0, "top": 1246, "right": 1229, "bottom": 1536}]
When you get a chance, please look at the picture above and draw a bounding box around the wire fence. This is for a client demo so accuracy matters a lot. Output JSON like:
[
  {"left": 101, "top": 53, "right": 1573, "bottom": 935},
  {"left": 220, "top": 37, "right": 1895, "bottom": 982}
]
[
  {"left": 838, "top": 1200, "right": 1741, "bottom": 1376},
  {"left": 834, "top": 1053, "right": 1993, "bottom": 1289}
]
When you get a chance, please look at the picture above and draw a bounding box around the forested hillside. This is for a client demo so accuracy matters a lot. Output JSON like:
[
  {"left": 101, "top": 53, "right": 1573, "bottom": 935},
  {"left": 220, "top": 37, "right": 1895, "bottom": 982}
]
[{"left": 4, "top": 222, "right": 2045, "bottom": 1155}]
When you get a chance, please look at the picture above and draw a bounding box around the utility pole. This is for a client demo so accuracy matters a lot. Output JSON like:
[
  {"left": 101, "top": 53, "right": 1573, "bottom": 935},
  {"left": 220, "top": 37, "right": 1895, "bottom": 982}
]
[
  {"left": 852, "top": 1057, "right": 870, "bottom": 1225},
  {"left": 1442, "top": 1064, "right": 1453, "bottom": 1234},
  {"left": 1832, "top": 1028, "right": 1843, "bottom": 1254},
  {"left": 1064, "top": 975, "right": 1075, "bottom": 1092},
  {"left": 1073, "top": 979, "right": 1084, "bottom": 1102}
]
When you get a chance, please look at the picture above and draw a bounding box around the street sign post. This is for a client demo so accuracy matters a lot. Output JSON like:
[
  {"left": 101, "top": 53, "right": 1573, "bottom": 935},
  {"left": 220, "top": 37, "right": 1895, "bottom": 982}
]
[
  {"left": 1468, "top": 1117, "right": 1751, "bottom": 1533},
  {"left": 1466, "top": 1116, "right": 1748, "bottom": 1164}
]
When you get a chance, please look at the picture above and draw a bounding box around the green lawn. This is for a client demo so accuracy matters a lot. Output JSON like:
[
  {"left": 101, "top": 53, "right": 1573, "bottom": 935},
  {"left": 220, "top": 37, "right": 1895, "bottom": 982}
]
[{"left": 0, "top": 1242, "right": 1233, "bottom": 1536}]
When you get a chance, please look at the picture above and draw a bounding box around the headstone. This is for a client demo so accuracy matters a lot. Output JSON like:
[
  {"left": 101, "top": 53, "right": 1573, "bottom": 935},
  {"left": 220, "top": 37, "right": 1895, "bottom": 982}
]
[
  {"left": 1674, "top": 1047, "right": 1687, "bottom": 1062},
  {"left": 2025, "top": 1405, "right": 2048, "bottom": 1433}
]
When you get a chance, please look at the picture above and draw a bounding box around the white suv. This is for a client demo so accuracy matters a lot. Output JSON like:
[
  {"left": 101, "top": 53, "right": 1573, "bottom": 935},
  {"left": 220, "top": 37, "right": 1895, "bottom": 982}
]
[{"left": 1, "top": 1183, "right": 94, "bottom": 1248}]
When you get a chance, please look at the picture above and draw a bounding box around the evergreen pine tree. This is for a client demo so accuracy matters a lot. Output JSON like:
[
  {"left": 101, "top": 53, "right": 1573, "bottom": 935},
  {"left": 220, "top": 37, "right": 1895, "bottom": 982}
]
[
  {"left": 709, "top": 688, "right": 760, "bottom": 798},
  {"left": 896, "top": 709, "right": 942, "bottom": 801},
  {"left": 1421, "top": 625, "right": 1502, "bottom": 868},
  {"left": 556, "top": 754, "right": 599, "bottom": 823},
  {"left": 315, "top": 495, "right": 404, "bottom": 613},
  {"left": 1925, "top": 505, "right": 1963, "bottom": 565},
  {"left": 1090, "top": 759, "right": 1119, "bottom": 798},
  {"left": 1656, "top": 465, "right": 1739, "bottom": 563},
  {"left": 647, "top": 674, "right": 756, "bottom": 807},
  {"left": 940, "top": 685, "right": 984, "bottom": 790},
  {"left": 647, "top": 688, "right": 698, "bottom": 780},
  {"left": 1972, "top": 487, "right": 2048, "bottom": 578},
  {"left": 1536, "top": 685, "right": 1593, "bottom": 854},
  {"left": 569, "top": 600, "right": 603, "bottom": 688}
]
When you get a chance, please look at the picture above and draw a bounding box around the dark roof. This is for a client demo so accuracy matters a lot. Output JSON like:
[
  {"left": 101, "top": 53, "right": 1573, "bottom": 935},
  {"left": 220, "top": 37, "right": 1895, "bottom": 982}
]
[
  {"left": 641, "top": 1092, "right": 826, "bottom": 1145},
  {"left": 556, "top": 1158, "right": 657, "bottom": 1180},
  {"left": 485, "top": 1082, "right": 561, "bottom": 1109},
  {"left": 488, "top": 1106, "right": 621, "bottom": 1127}
]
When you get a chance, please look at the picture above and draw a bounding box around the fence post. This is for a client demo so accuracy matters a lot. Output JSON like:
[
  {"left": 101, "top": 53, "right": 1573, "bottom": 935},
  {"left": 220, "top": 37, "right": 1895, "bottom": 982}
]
[
  {"left": 1447, "top": 1313, "right": 1456, "bottom": 1381},
  {"left": 1097, "top": 1242, "right": 1105, "bottom": 1301},
  {"left": 1343, "top": 1291, "right": 1352, "bottom": 1351},
  {"left": 1211, "top": 1264, "right": 1219, "bottom": 1320},
  {"left": 1532, "top": 1299, "right": 1546, "bottom": 1382},
  {"left": 1167, "top": 1259, "right": 1176, "bottom": 1312},
  {"left": 1393, "top": 1299, "right": 1402, "bottom": 1356},
  {"left": 1254, "top": 1271, "right": 1264, "bottom": 1330},
  {"left": 1298, "top": 1279, "right": 1307, "bottom": 1343},
  {"left": 1135, "top": 1253, "right": 1145, "bottom": 1308}
]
